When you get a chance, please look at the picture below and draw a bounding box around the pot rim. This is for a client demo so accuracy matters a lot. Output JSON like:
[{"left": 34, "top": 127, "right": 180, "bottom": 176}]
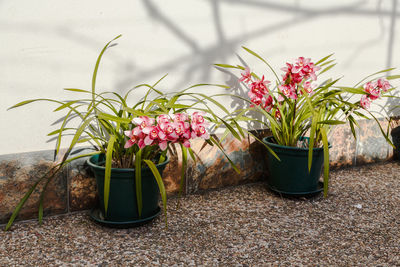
[
  {"left": 86, "top": 154, "right": 170, "bottom": 172},
  {"left": 262, "top": 136, "right": 331, "bottom": 151}
]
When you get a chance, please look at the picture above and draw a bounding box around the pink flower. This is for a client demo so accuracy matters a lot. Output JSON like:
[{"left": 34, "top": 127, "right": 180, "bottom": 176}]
[
  {"left": 174, "top": 121, "right": 191, "bottom": 139},
  {"left": 364, "top": 81, "right": 380, "bottom": 100},
  {"left": 249, "top": 76, "right": 270, "bottom": 98},
  {"left": 274, "top": 109, "right": 281, "bottom": 119},
  {"left": 124, "top": 130, "right": 145, "bottom": 149},
  {"left": 248, "top": 91, "right": 264, "bottom": 106},
  {"left": 191, "top": 123, "right": 210, "bottom": 139},
  {"left": 302, "top": 81, "right": 316, "bottom": 95},
  {"left": 263, "top": 95, "right": 273, "bottom": 112},
  {"left": 279, "top": 84, "right": 297, "bottom": 100},
  {"left": 124, "top": 130, "right": 137, "bottom": 148},
  {"left": 281, "top": 63, "right": 303, "bottom": 84},
  {"left": 281, "top": 57, "right": 320, "bottom": 85},
  {"left": 132, "top": 116, "right": 155, "bottom": 133},
  {"left": 296, "top": 57, "right": 311, "bottom": 68},
  {"left": 143, "top": 126, "right": 159, "bottom": 146},
  {"left": 377, "top": 78, "right": 391, "bottom": 92},
  {"left": 182, "top": 139, "right": 191, "bottom": 148},
  {"left": 360, "top": 95, "right": 371, "bottom": 109},
  {"left": 158, "top": 141, "right": 168, "bottom": 151},
  {"left": 239, "top": 67, "right": 252, "bottom": 84},
  {"left": 157, "top": 114, "right": 170, "bottom": 125},
  {"left": 191, "top": 111, "right": 207, "bottom": 125},
  {"left": 158, "top": 121, "right": 178, "bottom": 141},
  {"left": 173, "top": 113, "right": 189, "bottom": 123}
]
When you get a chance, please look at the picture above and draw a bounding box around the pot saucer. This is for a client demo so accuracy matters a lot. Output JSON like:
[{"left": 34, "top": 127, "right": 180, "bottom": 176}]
[
  {"left": 90, "top": 207, "right": 161, "bottom": 228},
  {"left": 268, "top": 181, "right": 324, "bottom": 197}
]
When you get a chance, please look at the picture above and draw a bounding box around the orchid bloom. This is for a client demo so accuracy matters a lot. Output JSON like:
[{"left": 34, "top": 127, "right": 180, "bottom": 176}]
[
  {"left": 157, "top": 114, "right": 170, "bottom": 125},
  {"left": 250, "top": 75, "right": 270, "bottom": 97},
  {"left": 239, "top": 67, "right": 252, "bottom": 83},
  {"left": 143, "top": 126, "right": 159, "bottom": 146},
  {"left": 132, "top": 116, "right": 155, "bottom": 134},
  {"left": 302, "top": 81, "right": 315, "bottom": 95},
  {"left": 191, "top": 123, "right": 210, "bottom": 139},
  {"left": 173, "top": 113, "right": 189, "bottom": 123},
  {"left": 263, "top": 95, "right": 274, "bottom": 112},
  {"left": 360, "top": 95, "right": 371, "bottom": 109},
  {"left": 364, "top": 81, "right": 380, "bottom": 100},
  {"left": 377, "top": 78, "right": 391, "bottom": 92},
  {"left": 158, "top": 121, "right": 178, "bottom": 141},
  {"left": 124, "top": 130, "right": 138, "bottom": 148}
]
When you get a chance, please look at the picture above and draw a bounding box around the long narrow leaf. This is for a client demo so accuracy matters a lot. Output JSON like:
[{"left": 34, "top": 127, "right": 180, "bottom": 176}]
[
  {"left": 104, "top": 136, "right": 116, "bottom": 214},
  {"left": 135, "top": 149, "right": 143, "bottom": 217},
  {"left": 320, "top": 128, "right": 330, "bottom": 197},
  {"left": 144, "top": 159, "right": 168, "bottom": 228}
]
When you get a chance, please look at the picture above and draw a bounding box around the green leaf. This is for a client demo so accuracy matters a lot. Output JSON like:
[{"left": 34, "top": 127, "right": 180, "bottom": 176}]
[
  {"left": 7, "top": 98, "right": 63, "bottom": 110},
  {"left": 5, "top": 165, "right": 61, "bottom": 231},
  {"left": 315, "top": 54, "right": 334, "bottom": 65},
  {"left": 188, "top": 147, "right": 196, "bottom": 162},
  {"left": 209, "top": 136, "right": 240, "bottom": 173},
  {"left": 242, "top": 46, "right": 280, "bottom": 80},
  {"left": 214, "top": 63, "right": 241, "bottom": 69},
  {"left": 386, "top": 74, "right": 400, "bottom": 80},
  {"left": 92, "top": 34, "right": 122, "bottom": 102},
  {"left": 135, "top": 149, "right": 143, "bottom": 217},
  {"left": 317, "top": 120, "right": 346, "bottom": 125},
  {"left": 319, "top": 63, "right": 337, "bottom": 75},
  {"left": 219, "top": 118, "right": 241, "bottom": 140},
  {"left": 338, "top": 87, "right": 365, "bottom": 95},
  {"left": 64, "top": 88, "right": 90, "bottom": 93},
  {"left": 354, "top": 68, "right": 396, "bottom": 87},
  {"left": 320, "top": 128, "right": 330, "bottom": 197},
  {"left": 144, "top": 159, "right": 168, "bottom": 228},
  {"left": 103, "top": 136, "right": 116, "bottom": 214},
  {"left": 177, "top": 144, "right": 188, "bottom": 208},
  {"left": 97, "top": 113, "right": 131, "bottom": 124}
]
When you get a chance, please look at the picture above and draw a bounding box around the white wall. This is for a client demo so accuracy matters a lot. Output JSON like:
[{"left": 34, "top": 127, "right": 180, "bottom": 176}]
[{"left": 1, "top": 0, "right": 399, "bottom": 155}]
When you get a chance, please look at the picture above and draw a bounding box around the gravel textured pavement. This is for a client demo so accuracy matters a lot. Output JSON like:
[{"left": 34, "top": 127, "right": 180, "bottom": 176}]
[{"left": 1, "top": 161, "right": 399, "bottom": 266}]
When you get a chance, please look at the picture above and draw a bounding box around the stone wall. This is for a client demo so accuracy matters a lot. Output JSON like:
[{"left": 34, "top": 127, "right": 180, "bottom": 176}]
[{"left": 0, "top": 119, "right": 396, "bottom": 225}]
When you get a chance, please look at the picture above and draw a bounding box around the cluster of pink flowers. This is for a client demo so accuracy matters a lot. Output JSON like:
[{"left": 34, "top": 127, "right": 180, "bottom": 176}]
[
  {"left": 239, "top": 57, "right": 320, "bottom": 117},
  {"left": 360, "top": 78, "right": 391, "bottom": 109},
  {"left": 124, "top": 112, "right": 209, "bottom": 151},
  {"left": 278, "top": 57, "right": 320, "bottom": 101},
  {"left": 239, "top": 68, "right": 274, "bottom": 111}
]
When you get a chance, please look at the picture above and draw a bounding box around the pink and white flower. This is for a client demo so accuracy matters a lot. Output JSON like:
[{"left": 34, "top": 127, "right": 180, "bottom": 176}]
[
  {"left": 364, "top": 81, "right": 380, "bottom": 100},
  {"left": 302, "top": 81, "right": 316, "bottom": 95},
  {"left": 279, "top": 84, "right": 297, "bottom": 100},
  {"left": 172, "top": 113, "right": 189, "bottom": 123},
  {"left": 263, "top": 95, "right": 274, "bottom": 112},
  {"left": 239, "top": 67, "right": 252, "bottom": 84},
  {"left": 360, "top": 95, "right": 371, "bottom": 109},
  {"left": 132, "top": 116, "right": 155, "bottom": 133},
  {"left": 191, "top": 123, "right": 209, "bottom": 139},
  {"left": 377, "top": 78, "right": 391, "bottom": 92},
  {"left": 157, "top": 114, "right": 171, "bottom": 125}
]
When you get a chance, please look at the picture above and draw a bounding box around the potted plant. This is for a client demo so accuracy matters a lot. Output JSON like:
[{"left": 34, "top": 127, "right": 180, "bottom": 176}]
[
  {"left": 216, "top": 47, "right": 399, "bottom": 196},
  {"left": 5, "top": 35, "right": 243, "bottom": 230}
]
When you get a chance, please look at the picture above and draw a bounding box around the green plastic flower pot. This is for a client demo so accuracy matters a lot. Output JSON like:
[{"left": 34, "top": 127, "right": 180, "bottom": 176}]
[
  {"left": 391, "top": 126, "right": 400, "bottom": 160},
  {"left": 262, "top": 136, "right": 330, "bottom": 196},
  {"left": 87, "top": 154, "right": 169, "bottom": 223}
]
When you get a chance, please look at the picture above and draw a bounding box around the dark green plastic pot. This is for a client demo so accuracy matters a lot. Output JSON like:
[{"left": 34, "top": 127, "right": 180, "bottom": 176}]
[
  {"left": 262, "top": 136, "right": 330, "bottom": 195},
  {"left": 391, "top": 126, "right": 400, "bottom": 160},
  {"left": 87, "top": 154, "right": 169, "bottom": 222}
]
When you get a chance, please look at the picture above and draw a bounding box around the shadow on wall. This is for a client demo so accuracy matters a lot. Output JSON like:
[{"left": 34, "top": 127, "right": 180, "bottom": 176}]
[
  {"left": 133, "top": 0, "right": 398, "bottom": 85},
  {"left": 2, "top": 1, "right": 398, "bottom": 112}
]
